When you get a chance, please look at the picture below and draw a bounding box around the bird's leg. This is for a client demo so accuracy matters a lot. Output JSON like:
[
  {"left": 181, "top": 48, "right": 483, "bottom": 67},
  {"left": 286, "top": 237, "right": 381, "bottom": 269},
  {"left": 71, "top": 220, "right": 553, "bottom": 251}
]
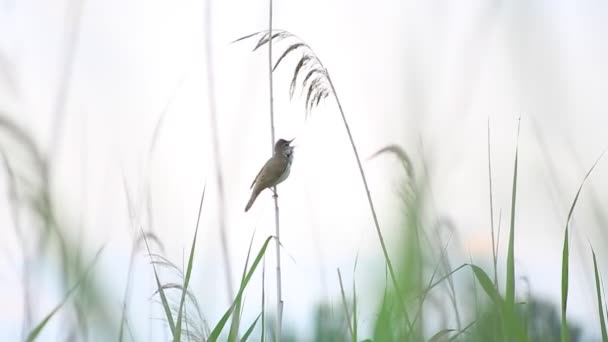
[{"left": 271, "top": 187, "right": 278, "bottom": 199}]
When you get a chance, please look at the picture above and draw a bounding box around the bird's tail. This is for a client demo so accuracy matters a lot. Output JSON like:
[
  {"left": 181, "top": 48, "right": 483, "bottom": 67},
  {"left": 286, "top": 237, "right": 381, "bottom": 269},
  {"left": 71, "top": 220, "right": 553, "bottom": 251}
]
[{"left": 244, "top": 188, "right": 261, "bottom": 212}]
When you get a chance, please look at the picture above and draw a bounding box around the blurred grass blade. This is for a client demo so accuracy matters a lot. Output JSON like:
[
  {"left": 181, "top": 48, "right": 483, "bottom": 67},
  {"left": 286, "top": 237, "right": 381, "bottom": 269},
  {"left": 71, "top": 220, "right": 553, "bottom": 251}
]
[
  {"left": 174, "top": 183, "right": 207, "bottom": 342},
  {"left": 591, "top": 247, "right": 608, "bottom": 342},
  {"left": 560, "top": 149, "right": 605, "bottom": 342},
  {"left": 261, "top": 258, "right": 266, "bottom": 342},
  {"left": 447, "top": 320, "right": 476, "bottom": 341},
  {"left": 428, "top": 329, "right": 454, "bottom": 342},
  {"left": 240, "top": 313, "right": 262, "bottom": 342},
  {"left": 229, "top": 228, "right": 257, "bottom": 341},
  {"left": 26, "top": 247, "right": 104, "bottom": 342},
  {"left": 141, "top": 229, "right": 176, "bottom": 334},
  {"left": 470, "top": 265, "right": 503, "bottom": 307},
  {"left": 208, "top": 236, "right": 273, "bottom": 341},
  {"left": 506, "top": 119, "right": 520, "bottom": 317},
  {"left": 337, "top": 268, "right": 354, "bottom": 340},
  {"left": 352, "top": 257, "right": 358, "bottom": 342},
  {"left": 561, "top": 225, "right": 570, "bottom": 342},
  {"left": 487, "top": 118, "right": 498, "bottom": 286}
]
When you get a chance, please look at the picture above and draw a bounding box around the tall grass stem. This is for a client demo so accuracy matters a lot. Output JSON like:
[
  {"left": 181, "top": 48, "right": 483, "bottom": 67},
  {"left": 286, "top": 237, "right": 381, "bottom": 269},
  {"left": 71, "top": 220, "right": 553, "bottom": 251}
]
[{"left": 204, "top": 0, "right": 235, "bottom": 301}]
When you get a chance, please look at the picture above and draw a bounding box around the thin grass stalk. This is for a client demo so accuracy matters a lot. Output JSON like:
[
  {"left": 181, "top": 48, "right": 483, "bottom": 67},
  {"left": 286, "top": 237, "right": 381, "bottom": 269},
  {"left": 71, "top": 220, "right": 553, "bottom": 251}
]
[
  {"left": 325, "top": 74, "right": 413, "bottom": 331},
  {"left": 204, "top": 0, "right": 234, "bottom": 302},
  {"left": 174, "top": 183, "right": 207, "bottom": 341},
  {"left": 48, "top": 0, "right": 86, "bottom": 158},
  {"left": 266, "top": 1, "right": 283, "bottom": 340},
  {"left": 487, "top": 118, "right": 498, "bottom": 286},
  {"left": 352, "top": 258, "right": 358, "bottom": 342},
  {"left": 337, "top": 268, "right": 354, "bottom": 339},
  {"left": 118, "top": 244, "right": 137, "bottom": 342}
]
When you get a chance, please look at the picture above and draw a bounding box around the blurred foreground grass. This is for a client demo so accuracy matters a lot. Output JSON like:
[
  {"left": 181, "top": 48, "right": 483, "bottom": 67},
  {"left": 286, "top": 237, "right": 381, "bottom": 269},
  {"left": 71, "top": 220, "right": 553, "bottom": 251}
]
[{"left": 1, "top": 109, "right": 607, "bottom": 342}]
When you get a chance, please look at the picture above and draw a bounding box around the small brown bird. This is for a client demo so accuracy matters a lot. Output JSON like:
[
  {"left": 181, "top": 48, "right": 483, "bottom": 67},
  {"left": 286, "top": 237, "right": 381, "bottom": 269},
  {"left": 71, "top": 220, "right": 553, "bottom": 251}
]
[{"left": 244, "top": 138, "right": 295, "bottom": 212}]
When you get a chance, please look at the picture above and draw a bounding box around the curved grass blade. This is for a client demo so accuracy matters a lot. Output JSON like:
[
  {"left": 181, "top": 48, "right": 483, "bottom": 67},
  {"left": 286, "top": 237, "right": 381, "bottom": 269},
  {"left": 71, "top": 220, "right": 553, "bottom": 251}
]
[
  {"left": 591, "top": 247, "right": 608, "bottom": 342},
  {"left": 26, "top": 247, "right": 104, "bottom": 342},
  {"left": 447, "top": 320, "right": 477, "bottom": 341},
  {"left": 428, "top": 329, "right": 454, "bottom": 342},
  {"left": 470, "top": 265, "right": 503, "bottom": 307},
  {"left": 337, "top": 268, "right": 354, "bottom": 340},
  {"left": 141, "top": 228, "right": 175, "bottom": 335},
  {"left": 208, "top": 236, "right": 273, "bottom": 342},
  {"left": 228, "top": 228, "right": 257, "bottom": 341},
  {"left": 506, "top": 119, "right": 520, "bottom": 317},
  {"left": 561, "top": 148, "right": 606, "bottom": 342},
  {"left": 240, "top": 313, "right": 262, "bottom": 342}
]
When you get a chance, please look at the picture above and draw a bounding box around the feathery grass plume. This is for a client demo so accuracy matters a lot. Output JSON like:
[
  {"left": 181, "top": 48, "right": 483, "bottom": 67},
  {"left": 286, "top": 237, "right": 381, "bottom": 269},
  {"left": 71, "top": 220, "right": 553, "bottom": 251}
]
[
  {"left": 119, "top": 167, "right": 167, "bottom": 342},
  {"left": 233, "top": 30, "right": 331, "bottom": 118}
]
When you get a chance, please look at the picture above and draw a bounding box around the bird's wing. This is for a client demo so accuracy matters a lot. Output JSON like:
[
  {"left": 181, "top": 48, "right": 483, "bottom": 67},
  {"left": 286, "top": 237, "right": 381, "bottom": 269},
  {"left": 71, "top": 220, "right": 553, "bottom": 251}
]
[
  {"left": 250, "top": 163, "right": 265, "bottom": 189},
  {"left": 251, "top": 156, "right": 288, "bottom": 190}
]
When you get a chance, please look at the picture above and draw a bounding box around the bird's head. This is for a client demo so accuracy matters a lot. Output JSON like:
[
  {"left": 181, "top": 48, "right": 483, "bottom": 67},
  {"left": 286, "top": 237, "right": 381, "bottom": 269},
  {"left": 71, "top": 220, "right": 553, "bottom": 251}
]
[{"left": 274, "top": 138, "right": 295, "bottom": 156}]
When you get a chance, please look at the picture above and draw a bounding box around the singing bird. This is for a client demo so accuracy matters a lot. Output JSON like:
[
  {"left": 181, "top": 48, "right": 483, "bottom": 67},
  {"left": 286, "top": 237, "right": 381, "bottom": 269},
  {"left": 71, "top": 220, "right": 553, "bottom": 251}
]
[{"left": 244, "top": 138, "right": 295, "bottom": 212}]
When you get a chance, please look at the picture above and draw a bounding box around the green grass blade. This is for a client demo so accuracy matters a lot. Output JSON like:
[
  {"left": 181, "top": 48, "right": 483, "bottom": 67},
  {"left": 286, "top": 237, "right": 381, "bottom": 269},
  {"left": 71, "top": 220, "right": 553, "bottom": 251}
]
[
  {"left": 428, "top": 329, "right": 454, "bottom": 342},
  {"left": 174, "top": 184, "right": 207, "bottom": 342},
  {"left": 208, "top": 236, "right": 273, "bottom": 341},
  {"left": 506, "top": 119, "right": 520, "bottom": 317},
  {"left": 141, "top": 229, "right": 176, "bottom": 334},
  {"left": 561, "top": 228, "right": 570, "bottom": 342},
  {"left": 240, "top": 313, "right": 262, "bottom": 342},
  {"left": 591, "top": 247, "right": 608, "bottom": 342},
  {"left": 26, "top": 247, "right": 103, "bottom": 342},
  {"left": 337, "top": 268, "right": 354, "bottom": 340},
  {"left": 261, "top": 259, "right": 266, "bottom": 342},
  {"left": 228, "top": 228, "right": 257, "bottom": 341},
  {"left": 470, "top": 265, "right": 503, "bottom": 307},
  {"left": 487, "top": 118, "right": 498, "bottom": 287},
  {"left": 447, "top": 320, "right": 477, "bottom": 342},
  {"left": 352, "top": 257, "right": 358, "bottom": 342},
  {"left": 560, "top": 149, "right": 605, "bottom": 342},
  {"left": 470, "top": 263, "right": 529, "bottom": 341}
]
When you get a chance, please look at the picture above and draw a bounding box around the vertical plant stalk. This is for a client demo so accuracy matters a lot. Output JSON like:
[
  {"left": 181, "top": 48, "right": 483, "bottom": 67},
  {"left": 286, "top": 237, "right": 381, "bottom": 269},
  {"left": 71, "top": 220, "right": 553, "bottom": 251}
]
[
  {"left": 48, "top": 0, "right": 86, "bottom": 159},
  {"left": 204, "top": 0, "right": 235, "bottom": 301},
  {"left": 326, "top": 74, "right": 412, "bottom": 329},
  {"left": 267, "top": 1, "right": 283, "bottom": 340}
]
